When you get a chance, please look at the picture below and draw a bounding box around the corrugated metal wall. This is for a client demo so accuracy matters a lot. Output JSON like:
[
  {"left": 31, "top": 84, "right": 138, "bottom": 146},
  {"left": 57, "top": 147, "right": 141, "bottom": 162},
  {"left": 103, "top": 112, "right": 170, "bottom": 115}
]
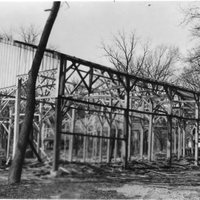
[{"left": 0, "top": 39, "right": 60, "bottom": 89}]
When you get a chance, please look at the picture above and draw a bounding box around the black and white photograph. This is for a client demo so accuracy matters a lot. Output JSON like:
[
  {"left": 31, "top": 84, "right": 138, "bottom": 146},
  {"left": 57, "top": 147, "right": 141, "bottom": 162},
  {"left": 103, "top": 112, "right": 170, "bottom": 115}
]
[{"left": 0, "top": 0, "right": 200, "bottom": 199}]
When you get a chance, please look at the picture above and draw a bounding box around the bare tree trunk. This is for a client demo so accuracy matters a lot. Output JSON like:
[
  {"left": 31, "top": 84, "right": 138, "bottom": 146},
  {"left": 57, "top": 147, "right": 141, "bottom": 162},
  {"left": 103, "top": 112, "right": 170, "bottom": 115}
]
[{"left": 8, "top": 2, "right": 60, "bottom": 184}]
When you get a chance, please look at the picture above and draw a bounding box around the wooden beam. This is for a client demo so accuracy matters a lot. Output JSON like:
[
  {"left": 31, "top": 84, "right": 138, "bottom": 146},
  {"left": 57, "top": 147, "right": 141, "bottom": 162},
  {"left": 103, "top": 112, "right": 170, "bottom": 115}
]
[
  {"left": 68, "top": 107, "right": 75, "bottom": 162},
  {"left": 182, "top": 121, "right": 186, "bottom": 158},
  {"left": 114, "top": 123, "right": 118, "bottom": 162},
  {"left": 106, "top": 98, "right": 112, "bottom": 163},
  {"left": 37, "top": 103, "right": 43, "bottom": 157},
  {"left": 122, "top": 77, "right": 130, "bottom": 168},
  {"left": 177, "top": 123, "right": 181, "bottom": 160},
  {"left": 12, "top": 40, "right": 200, "bottom": 98},
  {"left": 148, "top": 102, "right": 153, "bottom": 161},
  {"left": 12, "top": 79, "right": 21, "bottom": 159},
  {"left": 99, "top": 122, "right": 103, "bottom": 163},
  {"left": 92, "top": 128, "right": 97, "bottom": 159},
  {"left": 63, "top": 96, "right": 199, "bottom": 122},
  {"left": 52, "top": 97, "right": 62, "bottom": 171},
  {"left": 173, "top": 128, "right": 177, "bottom": 155},
  {"left": 166, "top": 101, "right": 173, "bottom": 164},
  {"left": 52, "top": 55, "right": 65, "bottom": 171},
  {"left": 83, "top": 117, "right": 87, "bottom": 162},
  {"left": 195, "top": 102, "right": 199, "bottom": 166},
  {"left": 139, "top": 123, "right": 144, "bottom": 160},
  {"left": 7, "top": 108, "right": 13, "bottom": 160},
  {"left": 128, "top": 96, "right": 133, "bottom": 161}
]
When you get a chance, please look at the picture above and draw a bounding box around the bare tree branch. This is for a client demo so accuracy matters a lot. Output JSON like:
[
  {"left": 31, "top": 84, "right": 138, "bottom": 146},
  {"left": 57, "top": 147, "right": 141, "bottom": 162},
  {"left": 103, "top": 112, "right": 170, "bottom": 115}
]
[{"left": 18, "top": 24, "right": 41, "bottom": 44}]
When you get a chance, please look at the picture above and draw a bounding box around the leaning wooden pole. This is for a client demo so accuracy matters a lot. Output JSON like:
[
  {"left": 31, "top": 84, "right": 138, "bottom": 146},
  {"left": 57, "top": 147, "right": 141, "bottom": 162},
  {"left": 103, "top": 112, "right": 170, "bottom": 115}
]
[{"left": 8, "top": 2, "right": 60, "bottom": 184}]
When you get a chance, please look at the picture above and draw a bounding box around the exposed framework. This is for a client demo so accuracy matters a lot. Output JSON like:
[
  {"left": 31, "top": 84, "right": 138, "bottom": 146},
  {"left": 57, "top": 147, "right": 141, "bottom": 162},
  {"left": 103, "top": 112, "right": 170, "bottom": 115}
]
[{"left": 0, "top": 39, "right": 199, "bottom": 172}]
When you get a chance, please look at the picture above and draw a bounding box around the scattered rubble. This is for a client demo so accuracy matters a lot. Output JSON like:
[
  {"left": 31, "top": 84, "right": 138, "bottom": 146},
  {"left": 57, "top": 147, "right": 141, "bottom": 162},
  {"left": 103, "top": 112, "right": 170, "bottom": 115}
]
[{"left": 1, "top": 157, "right": 200, "bottom": 198}]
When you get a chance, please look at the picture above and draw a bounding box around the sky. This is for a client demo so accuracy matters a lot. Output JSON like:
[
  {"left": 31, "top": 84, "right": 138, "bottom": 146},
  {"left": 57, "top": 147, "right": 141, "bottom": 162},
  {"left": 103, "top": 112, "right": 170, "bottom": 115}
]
[{"left": 0, "top": 1, "right": 197, "bottom": 67}]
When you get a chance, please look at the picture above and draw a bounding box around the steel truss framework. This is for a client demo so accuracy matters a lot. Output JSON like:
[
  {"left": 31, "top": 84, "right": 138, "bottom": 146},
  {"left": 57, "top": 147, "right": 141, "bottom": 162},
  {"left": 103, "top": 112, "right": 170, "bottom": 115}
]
[{"left": 0, "top": 40, "right": 199, "bottom": 171}]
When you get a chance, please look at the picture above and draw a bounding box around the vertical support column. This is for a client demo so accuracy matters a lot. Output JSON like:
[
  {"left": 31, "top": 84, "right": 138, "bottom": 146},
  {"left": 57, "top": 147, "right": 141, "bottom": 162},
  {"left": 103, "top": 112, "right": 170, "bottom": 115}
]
[
  {"left": 191, "top": 127, "right": 194, "bottom": 156},
  {"left": 148, "top": 101, "right": 153, "bottom": 161},
  {"left": 52, "top": 55, "right": 66, "bottom": 172},
  {"left": 107, "top": 123, "right": 111, "bottom": 162},
  {"left": 93, "top": 129, "right": 98, "bottom": 159},
  {"left": 41, "top": 123, "right": 45, "bottom": 151},
  {"left": 92, "top": 126, "right": 95, "bottom": 158},
  {"left": 114, "top": 123, "right": 118, "bottom": 162},
  {"left": 167, "top": 99, "right": 172, "bottom": 164},
  {"left": 107, "top": 98, "right": 112, "bottom": 163},
  {"left": 122, "top": 77, "right": 130, "bottom": 168},
  {"left": 128, "top": 124, "right": 131, "bottom": 160},
  {"left": 63, "top": 123, "right": 68, "bottom": 161},
  {"left": 195, "top": 100, "right": 199, "bottom": 166},
  {"left": 173, "top": 127, "right": 177, "bottom": 155},
  {"left": 7, "top": 108, "right": 13, "bottom": 160},
  {"left": 151, "top": 118, "right": 154, "bottom": 161},
  {"left": 53, "top": 97, "right": 62, "bottom": 171},
  {"left": 69, "top": 107, "right": 75, "bottom": 162},
  {"left": 12, "top": 78, "right": 21, "bottom": 159},
  {"left": 140, "top": 101, "right": 144, "bottom": 160},
  {"left": 83, "top": 117, "right": 88, "bottom": 162},
  {"left": 37, "top": 103, "right": 43, "bottom": 156},
  {"left": 182, "top": 121, "right": 186, "bottom": 158},
  {"left": 99, "top": 122, "right": 103, "bottom": 162},
  {"left": 177, "top": 123, "right": 181, "bottom": 160},
  {"left": 86, "top": 126, "right": 89, "bottom": 161},
  {"left": 128, "top": 95, "right": 132, "bottom": 161},
  {"left": 179, "top": 104, "right": 183, "bottom": 159},
  {"left": 139, "top": 123, "right": 144, "bottom": 160}
]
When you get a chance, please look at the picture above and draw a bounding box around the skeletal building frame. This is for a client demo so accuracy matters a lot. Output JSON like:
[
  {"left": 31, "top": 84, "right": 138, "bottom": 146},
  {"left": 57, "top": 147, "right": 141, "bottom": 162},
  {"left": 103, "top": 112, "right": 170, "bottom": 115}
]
[{"left": 0, "top": 40, "right": 199, "bottom": 172}]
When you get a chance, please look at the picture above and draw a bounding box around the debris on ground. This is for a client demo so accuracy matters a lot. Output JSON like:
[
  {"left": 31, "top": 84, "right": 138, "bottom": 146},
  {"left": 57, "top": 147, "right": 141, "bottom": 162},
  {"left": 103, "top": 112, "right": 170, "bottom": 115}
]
[{"left": 1, "top": 157, "right": 200, "bottom": 199}]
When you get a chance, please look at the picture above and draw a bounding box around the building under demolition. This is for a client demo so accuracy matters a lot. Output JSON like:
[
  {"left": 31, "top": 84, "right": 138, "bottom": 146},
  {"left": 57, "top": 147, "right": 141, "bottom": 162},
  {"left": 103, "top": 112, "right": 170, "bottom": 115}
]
[{"left": 0, "top": 39, "right": 199, "bottom": 171}]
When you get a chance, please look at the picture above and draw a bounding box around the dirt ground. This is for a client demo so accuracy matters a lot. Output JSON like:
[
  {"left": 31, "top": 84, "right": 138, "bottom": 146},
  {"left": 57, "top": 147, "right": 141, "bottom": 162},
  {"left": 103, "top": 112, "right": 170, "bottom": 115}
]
[{"left": 1, "top": 159, "right": 200, "bottom": 199}]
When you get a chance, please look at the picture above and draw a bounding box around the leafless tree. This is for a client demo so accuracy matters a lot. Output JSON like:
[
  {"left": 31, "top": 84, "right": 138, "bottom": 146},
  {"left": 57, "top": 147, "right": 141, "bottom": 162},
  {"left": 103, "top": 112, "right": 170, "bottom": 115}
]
[
  {"left": 181, "top": 3, "right": 200, "bottom": 38},
  {"left": 141, "top": 45, "right": 179, "bottom": 82},
  {"left": 102, "top": 31, "right": 149, "bottom": 74},
  {"left": 0, "top": 25, "right": 40, "bottom": 44},
  {"left": 0, "top": 24, "right": 59, "bottom": 52},
  {"left": 18, "top": 24, "right": 40, "bottom": 44},
  {"left": 102, "top": 31, "right": 179, "bottom": 82},
  {"left": 179, "top": 64, "right": 200, "bottom": 91},
  {"left": 102, "top": 31, "right": 179, "bottom": 157},
  {"left": 178, "top": 4, "right": 200, "bottom": 90},
  {"left": 0, "top": 29, "right": 14, "bottom": 41},
  {"left": 18, "top": 25, "right": 57, "bottom": 50}
]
